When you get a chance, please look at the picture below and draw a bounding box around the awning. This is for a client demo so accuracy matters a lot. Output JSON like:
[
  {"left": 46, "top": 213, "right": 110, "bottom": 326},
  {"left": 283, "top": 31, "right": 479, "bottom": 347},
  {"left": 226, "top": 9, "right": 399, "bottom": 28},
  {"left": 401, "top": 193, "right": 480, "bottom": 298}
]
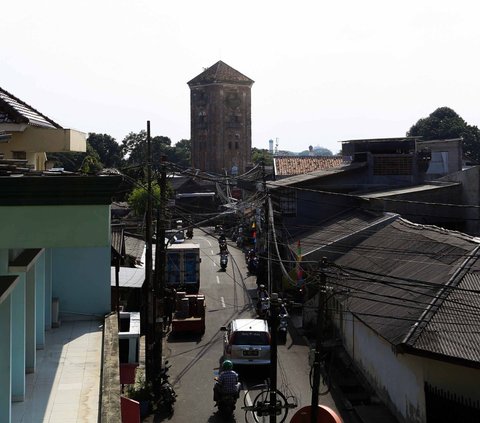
[{"left": 111, "top": 266, "right": 145, "bottom": 288}]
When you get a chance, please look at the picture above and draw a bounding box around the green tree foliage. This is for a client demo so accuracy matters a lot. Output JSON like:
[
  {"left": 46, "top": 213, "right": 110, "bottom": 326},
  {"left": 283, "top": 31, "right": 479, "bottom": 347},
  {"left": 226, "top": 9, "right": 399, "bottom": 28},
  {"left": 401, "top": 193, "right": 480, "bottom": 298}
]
[
  {"left": 127, "top": 182, "right": 161, "bottom": 217},
  {"left": 251, "top": 148, "right": 273, "bottom": 166},
  {"left": 87, "top": 133, "right": 123, "bottom": 168},
  {"left": 121, "top": 131, "right": 171, "bottom": 168},
  {"left": 48, "top": 142, "right": 102, "bottom": 173},
  {"left": 168, "top": 139, "right": 191, "bottom": 168},
  {"left": 79, "top": 143, "right": 103, "bottom": 174},
  {"left": 407, "top": 107, "right": 480, "bottom": 163}
]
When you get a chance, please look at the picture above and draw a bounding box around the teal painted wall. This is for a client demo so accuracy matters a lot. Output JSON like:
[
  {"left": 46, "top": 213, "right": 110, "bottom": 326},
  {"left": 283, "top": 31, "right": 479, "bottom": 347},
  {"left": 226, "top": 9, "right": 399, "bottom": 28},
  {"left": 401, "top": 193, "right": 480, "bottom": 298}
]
[
  {"left": 0, "top": 205, "right": 110, "bottom": 249},
  {"left": 52, "top": 247, "right": 111, "bottom": 318}
]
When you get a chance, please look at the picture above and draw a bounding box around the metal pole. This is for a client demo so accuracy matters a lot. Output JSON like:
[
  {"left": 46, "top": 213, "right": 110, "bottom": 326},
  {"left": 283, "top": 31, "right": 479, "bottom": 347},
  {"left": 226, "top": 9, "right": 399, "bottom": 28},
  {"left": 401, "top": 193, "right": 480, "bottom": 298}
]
[{"left": 311, "top": 258, "right": 327, "bottom": 423}]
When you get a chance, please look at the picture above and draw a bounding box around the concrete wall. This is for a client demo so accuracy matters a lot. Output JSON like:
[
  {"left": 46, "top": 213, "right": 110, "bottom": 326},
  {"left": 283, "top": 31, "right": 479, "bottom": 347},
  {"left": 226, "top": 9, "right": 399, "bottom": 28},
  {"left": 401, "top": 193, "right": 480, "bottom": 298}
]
[
  {"left": 335, "top": 310, "right": 480, "bottom": 423},
  {"left": 0, "top": 205, "right": 111, "bottom": 249},
  {"left": 339, "top": 313, "right": 425, "bottom": 423},
  {"left": 52, "top": 247, "right": 111, "bottom": 319}
]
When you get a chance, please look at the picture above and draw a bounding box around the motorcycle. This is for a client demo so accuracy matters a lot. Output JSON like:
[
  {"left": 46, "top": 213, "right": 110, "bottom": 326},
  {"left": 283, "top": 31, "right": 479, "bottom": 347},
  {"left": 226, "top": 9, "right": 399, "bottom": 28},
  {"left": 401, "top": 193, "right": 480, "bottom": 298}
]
[
  {"left": 219, "top": 239, "right": 228, "bottom": 254},
  {"left": 214, "top": 377, "right": 240, "bottom": 418},
  {"left": 247, "top": 255, "right": 258, "bottom": 275},
  {"left": 256, "top": 296, "right": 270, "bottom": 319},
  {"left": 277, "top": 308, "right": 289, "bottom": 344},
  {"left": 220, "top": 252, "right": 228, "bottom": 271},
  {"left": 154, "top": 361, "right": 177, "bottom": 413}
]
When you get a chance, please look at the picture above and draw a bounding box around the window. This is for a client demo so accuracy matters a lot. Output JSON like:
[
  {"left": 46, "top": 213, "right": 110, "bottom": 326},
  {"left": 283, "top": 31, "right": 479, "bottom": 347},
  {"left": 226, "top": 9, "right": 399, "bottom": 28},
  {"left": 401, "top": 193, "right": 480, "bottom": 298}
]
[
  {"left": 235, "top": 142, "right": 239, "bottom": 149},
  {"left": 12, "top": 151, "right": 26, "bottom": 160}
]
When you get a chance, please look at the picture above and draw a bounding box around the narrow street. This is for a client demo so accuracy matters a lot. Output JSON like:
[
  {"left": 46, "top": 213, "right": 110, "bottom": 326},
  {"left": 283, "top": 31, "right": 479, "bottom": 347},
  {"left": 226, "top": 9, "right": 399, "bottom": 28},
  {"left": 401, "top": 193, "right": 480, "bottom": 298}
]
[{"left": 153, "top": 229, "right": 340, "bottom": 422}]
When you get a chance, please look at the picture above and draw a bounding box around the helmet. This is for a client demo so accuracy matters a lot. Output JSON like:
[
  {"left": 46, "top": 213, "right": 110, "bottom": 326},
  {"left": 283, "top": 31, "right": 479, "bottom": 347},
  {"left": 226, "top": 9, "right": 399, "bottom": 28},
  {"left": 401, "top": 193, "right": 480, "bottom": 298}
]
[
  {"left": 222, "top": 360, "right": 233, "bottom": 371},
  {"left": 259, "top": 284, "right": 266, "bottom": 290}
]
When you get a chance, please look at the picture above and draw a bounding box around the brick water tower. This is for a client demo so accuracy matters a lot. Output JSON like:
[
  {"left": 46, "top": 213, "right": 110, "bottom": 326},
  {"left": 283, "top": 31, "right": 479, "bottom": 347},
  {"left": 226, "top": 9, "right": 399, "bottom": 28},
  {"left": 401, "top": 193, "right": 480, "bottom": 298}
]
[{"left": 188, "top": 61, "right": 254, "bottom": 175}]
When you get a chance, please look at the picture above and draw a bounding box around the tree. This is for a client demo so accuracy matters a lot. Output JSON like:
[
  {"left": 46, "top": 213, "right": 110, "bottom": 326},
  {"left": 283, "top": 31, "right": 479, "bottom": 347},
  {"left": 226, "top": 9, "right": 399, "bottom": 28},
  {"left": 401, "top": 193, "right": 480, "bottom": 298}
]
[
  {"left": 168, "top": 139, "right": 191, "bottom": 168},
  {"left": 48, "top": 143, "right": 102, "bottom": 173},
  {"left": 407, "top": 107, "right": 480, "bottom": 163},
  {"left": 121, "top": 131, "right": 172, "bottom": 169},
  {"left": 127, "top": 182, "right": 161, "bottom": 217},
  {"left": 87, "top": 133, "right": 123, "bottom": 168},
  {"left": 251, "top": 148, "right": 273, "bottom": 166}
]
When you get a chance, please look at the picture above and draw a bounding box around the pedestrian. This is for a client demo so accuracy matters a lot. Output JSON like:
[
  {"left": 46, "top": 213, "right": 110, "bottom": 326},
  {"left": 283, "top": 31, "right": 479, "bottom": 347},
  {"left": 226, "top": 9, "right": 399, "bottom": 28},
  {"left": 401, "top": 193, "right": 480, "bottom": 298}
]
[{"left": 164, "top": 288, "right": 176, "bottom": 330}]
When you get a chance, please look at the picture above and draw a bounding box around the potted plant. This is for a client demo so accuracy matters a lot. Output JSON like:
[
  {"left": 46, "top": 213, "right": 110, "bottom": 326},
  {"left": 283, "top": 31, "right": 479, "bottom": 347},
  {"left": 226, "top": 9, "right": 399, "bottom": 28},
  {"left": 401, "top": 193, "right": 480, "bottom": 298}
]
[{"left": 125, "top": 368, "right": 152, "bottom": 417}]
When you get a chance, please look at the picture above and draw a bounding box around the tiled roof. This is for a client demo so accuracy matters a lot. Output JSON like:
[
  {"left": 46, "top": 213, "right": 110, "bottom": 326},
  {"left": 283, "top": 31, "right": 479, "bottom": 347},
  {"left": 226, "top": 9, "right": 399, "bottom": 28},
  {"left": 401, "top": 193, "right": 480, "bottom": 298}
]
[
  {"left": 274, "top": 156, "right": 347, "bottom": 177},
  {"left": 188, "top": 61, "right": 254, "bottom": 86},
  {"left": 0, "top": 87, "right": 61, "bottom": 129},
  {"left": 326, "top": 218, "right": 480, "bottom": 363}
]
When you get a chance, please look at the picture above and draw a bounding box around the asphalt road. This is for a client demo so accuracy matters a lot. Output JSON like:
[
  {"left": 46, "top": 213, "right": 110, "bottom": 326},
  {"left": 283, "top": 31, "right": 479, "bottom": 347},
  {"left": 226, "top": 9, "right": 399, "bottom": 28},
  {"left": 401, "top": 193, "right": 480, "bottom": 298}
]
[{"left": 157, "top": 230, "right": 340, "bottom": 423}]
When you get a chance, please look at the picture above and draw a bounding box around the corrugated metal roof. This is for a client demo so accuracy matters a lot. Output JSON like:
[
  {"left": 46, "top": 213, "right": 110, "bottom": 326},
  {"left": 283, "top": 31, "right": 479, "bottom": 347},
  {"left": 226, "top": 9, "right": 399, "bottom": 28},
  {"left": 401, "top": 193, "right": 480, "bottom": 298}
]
[
  {"left": 0, "top": 87, "right": 61, "bottom": 129},
  {"left": 331, "top": 218, "right": 480, "bottom": 351},
  {"left": 412, "top": 270, "right": 480, "bottom": 363},
  {"left": 274, "top": 156, "right": 346, "bottom": 177},
  {"left": 289, "top": 210, "right": 397, "bottom": 257},
  {"left": 188, "top": 60, "right": 254, "bottom": 86}
]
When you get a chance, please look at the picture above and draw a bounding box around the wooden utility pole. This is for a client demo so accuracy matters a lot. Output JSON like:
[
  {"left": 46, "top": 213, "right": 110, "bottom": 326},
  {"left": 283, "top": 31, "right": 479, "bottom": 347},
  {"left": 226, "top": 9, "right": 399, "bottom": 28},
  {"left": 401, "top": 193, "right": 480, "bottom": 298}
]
[{"left": 311, "top": 258, "right": 327, "bottom": 423}]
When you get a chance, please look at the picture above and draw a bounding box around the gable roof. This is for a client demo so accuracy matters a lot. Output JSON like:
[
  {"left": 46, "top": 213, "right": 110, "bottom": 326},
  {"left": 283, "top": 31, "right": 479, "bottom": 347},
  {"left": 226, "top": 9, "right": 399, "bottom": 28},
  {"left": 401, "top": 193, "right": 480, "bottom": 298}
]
[
  {"left": 188, "top": 60, "right": 254, "bottom": 86},
  {"left": 329, "top": 218, "right": 480, "bottom": 365},
  {"left": 0, "top": 87, "right": 61, "bottom": 129},
  {"left": 274, "top": 156, "right": 346, "bottom": 177}
]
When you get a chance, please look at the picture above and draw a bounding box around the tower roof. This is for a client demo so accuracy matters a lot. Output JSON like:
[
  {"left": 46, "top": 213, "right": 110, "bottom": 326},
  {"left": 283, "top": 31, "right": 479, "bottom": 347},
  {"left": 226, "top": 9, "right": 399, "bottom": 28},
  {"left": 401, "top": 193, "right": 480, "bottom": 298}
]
[{"left": 188, "top": 60, "right": 254, "bottom": 86}]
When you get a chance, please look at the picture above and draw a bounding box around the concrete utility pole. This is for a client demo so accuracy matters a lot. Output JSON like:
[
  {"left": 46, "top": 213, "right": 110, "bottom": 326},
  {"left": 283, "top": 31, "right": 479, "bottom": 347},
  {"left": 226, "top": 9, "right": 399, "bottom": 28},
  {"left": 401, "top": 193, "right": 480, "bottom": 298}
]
[
  {"left": 145, "top": 121, "right": 154, "bottom": 383},
  {"left": 153, "top": 157, "right": 167, "bottom": 379},
  {"left": 269, "top": 293, "right": 280, "bottom": 423},
  {"left": 311, "top": 258, "right": 327, "bottom": 423}
]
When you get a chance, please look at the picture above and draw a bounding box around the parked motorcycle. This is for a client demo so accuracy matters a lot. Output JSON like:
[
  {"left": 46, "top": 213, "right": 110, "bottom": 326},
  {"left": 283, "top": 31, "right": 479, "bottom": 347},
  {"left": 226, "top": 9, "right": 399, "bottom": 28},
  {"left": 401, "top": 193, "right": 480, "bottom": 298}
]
[
  {"left": 220, "top": 252, "right": 228, "bottom": 271},
  {"left": 154, "top": 361, "right": 177, "bottom": 413}
]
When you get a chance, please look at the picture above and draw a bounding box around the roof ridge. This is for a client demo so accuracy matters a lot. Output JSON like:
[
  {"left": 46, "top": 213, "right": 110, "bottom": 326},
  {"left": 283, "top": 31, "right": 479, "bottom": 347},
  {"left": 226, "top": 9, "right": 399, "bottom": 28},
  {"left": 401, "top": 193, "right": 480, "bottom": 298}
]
[
  {"left": 401, "top": 245, "right": 480, "bottom": 347},
  {"left": 0, "top": 86, "right": 61, "bottom": 129}
]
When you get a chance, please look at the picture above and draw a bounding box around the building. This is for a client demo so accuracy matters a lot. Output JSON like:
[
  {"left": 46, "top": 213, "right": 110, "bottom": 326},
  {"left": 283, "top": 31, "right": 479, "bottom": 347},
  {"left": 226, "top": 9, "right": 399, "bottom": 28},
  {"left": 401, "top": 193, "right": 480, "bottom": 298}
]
[
  {"left": 188, "top": 61, "right": 254, "bottom": 175},
  {"left": 0, "top": 87, "right": 86, "bottom": 171}
]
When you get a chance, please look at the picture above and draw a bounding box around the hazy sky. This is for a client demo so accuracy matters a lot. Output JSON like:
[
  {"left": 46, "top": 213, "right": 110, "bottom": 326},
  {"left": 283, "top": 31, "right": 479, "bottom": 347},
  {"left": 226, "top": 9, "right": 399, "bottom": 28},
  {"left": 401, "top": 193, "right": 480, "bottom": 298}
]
[{"left": 3, "top": 0, "right": 480, "bottom": 154}]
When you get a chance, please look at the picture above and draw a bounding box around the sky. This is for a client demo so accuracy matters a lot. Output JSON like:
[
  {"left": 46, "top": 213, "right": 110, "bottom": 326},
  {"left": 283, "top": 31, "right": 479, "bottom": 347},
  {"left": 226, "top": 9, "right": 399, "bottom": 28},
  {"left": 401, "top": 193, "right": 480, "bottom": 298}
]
[{"left": 2, "top": 0, "right": 480, "bottom": 155}]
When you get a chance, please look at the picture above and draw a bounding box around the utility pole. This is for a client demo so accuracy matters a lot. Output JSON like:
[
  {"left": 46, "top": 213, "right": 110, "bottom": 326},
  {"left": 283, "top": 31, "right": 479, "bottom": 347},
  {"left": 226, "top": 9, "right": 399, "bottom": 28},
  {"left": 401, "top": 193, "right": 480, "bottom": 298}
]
[
  {"left": 269, "top": 293, "right": 280, "bottom": 423},
  {"left": 145, "top": 121, "right": 154, "bottom": 383},
  {"left": 153, "top": 156, "right": 167, "bottom": 379},
  {"left": 311, "top": 258, "right": 327, "bottom": 423}
]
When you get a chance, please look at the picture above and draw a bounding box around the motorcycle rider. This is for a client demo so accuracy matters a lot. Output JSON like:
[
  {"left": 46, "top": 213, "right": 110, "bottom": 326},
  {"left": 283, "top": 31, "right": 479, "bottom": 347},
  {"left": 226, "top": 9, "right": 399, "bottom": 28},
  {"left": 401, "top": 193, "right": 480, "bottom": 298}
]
[{"left": 213, "top": 360, "right": 240, "bottom": 403}]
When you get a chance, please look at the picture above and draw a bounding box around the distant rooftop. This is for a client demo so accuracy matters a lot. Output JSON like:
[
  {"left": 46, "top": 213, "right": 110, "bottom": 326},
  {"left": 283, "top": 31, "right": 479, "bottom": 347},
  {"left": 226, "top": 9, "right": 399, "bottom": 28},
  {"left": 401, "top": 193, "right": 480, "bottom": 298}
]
[
  {"left": 188, "top": 60, "right": 254, "bottom": 86},
  {"left": 274, "top": 156, "right": 347, "bottom": 177}
]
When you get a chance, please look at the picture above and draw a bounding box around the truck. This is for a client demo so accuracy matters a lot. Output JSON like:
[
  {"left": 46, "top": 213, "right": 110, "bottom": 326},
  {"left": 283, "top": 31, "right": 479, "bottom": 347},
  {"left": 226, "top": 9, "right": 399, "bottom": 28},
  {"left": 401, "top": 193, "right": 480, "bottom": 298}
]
[
  {"left": 165, "top": 242, "right": 201, "bottom": 293},
  {"left": 171, "top": 292, "right": 206, "bottom": 335}
]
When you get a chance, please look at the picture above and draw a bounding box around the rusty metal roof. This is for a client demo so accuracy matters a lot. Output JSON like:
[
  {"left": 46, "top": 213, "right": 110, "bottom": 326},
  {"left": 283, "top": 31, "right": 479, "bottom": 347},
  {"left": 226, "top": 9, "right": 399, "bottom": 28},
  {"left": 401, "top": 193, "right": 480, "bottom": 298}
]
[
  {"left": 188, "top": 60, "right": 254, "bottom": 86},
  {"left": 329, "top": 218, "right": 480, "bottom": 364},
  {"left": 0, "top": 87, "right": 61, "bottom": 129}
]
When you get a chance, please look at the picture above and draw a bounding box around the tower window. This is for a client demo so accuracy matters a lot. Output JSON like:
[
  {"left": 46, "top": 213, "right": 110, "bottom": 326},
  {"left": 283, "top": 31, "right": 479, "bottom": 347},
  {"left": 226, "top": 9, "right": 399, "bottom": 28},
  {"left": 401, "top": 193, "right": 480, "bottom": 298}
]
[
  {"left": 229, "top": 142, "right": 232, "bottom": 150},
  {"left": 235, "top": 142, "right": 239, "bottom": 149}
]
